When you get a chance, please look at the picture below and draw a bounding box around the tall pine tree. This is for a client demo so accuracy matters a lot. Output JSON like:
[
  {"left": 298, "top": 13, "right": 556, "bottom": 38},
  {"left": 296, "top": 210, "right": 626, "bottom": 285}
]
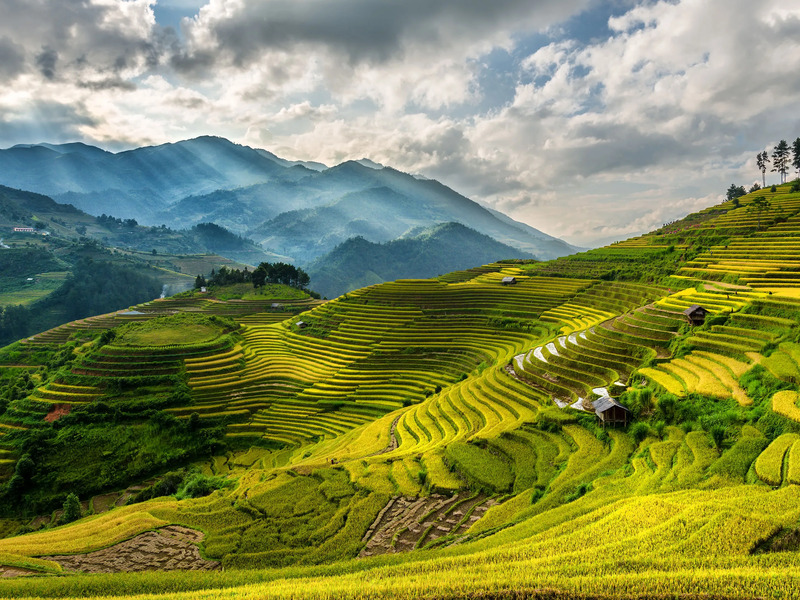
[
  {"left": 772, "top": 140, "right": 790, "bottom": 184},
  {"left": 757, "top": 150, "right": 770, "bottom": 188}
]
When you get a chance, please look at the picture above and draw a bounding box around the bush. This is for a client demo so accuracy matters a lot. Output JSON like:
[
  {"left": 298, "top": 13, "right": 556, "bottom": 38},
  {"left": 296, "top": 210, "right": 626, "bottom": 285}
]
[
  {"left": 630, "top": 422, "right": 650, "bottom": 444},
  {"left": 59, "top": 493, "right": 82, "bottom": 525},
  {"left": 176, "top": 473, "right": 231, "bottom": 499}
]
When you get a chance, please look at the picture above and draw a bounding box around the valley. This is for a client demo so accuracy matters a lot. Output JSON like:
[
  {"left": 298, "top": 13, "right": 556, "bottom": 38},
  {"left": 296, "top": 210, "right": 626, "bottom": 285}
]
[{"left": 2, "top": 183, "right": 800, "bottom": 597}]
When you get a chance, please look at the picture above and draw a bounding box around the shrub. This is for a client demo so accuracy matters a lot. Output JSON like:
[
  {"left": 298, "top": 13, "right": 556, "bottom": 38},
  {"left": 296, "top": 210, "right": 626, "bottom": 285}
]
[
  {"left": 630, "top": 422, "right": 650, "bottom": 444},
  {"left": 59, "top": 493, "right": 82, "bottom": 525},
  {"left": 176, "top": 473, "right": 231, "bottom": 499}
]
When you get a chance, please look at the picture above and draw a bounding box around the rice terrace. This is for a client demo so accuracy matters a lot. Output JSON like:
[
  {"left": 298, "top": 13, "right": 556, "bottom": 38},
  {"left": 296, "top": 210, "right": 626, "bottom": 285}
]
[{"left": 2, "top": 181, "right": 800, "bottom": 599}]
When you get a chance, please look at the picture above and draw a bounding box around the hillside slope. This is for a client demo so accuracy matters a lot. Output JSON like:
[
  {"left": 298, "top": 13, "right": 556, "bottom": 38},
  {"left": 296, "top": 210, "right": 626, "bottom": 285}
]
[
  {"left": 4, "top": 183, "right": 800, "bottom": 598},
  {"left": 0, "top": 186, "right": 269, "bottom": 345}
]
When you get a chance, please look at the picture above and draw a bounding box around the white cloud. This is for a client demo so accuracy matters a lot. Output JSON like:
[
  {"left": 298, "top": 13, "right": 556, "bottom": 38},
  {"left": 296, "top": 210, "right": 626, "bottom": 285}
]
[{"left": 1, "top": 0, "right": 800, "bottom": 247}]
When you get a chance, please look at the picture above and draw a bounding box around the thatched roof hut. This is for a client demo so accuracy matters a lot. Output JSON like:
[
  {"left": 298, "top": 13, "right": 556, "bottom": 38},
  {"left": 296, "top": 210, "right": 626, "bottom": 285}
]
[
  {"left": 683, "top": 305, "right": 708, "bottom": 326},
  {"left": 593, "top": 396, "right": 630, "bottom": 428}
]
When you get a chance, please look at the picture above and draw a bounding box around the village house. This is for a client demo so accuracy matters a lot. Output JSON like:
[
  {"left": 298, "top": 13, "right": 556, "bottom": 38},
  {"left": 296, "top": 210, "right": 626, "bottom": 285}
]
[
  {"left": 593, "top": 396, "right": 630, "bottom": 428},
  {"left": 501, "top": 276, "right": 517, "bottom": 285},
  {"left": 683, "top": 305, "right": 708, "bottom": 327}
]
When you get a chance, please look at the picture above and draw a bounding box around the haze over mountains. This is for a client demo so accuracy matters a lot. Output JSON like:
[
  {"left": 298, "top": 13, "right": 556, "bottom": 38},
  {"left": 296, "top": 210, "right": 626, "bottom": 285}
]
[{"left": 0, "top": 136, "right": 580, "bottom": 296}]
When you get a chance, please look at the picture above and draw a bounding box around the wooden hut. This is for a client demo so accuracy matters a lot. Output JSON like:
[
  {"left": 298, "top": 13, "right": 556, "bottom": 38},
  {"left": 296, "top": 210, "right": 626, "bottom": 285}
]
[
  {"left": 683, "top": 305, "right": 708, "bottom": 326},
  {"left": 295, "top": 321, "right": 308, "bottom": 329},
  {"left": 501, "top": 276, "right": 517, "bottom": 285},
  {"left": 593, "top": 396, "right": 630, "bottom": 428}
]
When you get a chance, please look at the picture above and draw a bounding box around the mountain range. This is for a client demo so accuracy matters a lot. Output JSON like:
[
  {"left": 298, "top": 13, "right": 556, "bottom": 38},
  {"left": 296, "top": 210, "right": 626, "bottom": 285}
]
[
  {"left": 0, "top": 136, "right": 581, "bottom": 294},
  {"left": 306, "top": 222, "right": 536, "bottom": 298}
]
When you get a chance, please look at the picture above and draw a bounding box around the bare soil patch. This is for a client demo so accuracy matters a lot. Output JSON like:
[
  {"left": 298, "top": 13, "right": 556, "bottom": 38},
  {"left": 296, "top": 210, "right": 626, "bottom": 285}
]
[
  {"left": 43, "top": 526, "right": 219, "bottom": 574},
  {"left": 91, "top": 492, "right": 121, "bottom": 514},
  {"left": 360, "top": 493, "right": 497, "bottom": 557},
  {"left": 44, "top": 403, "right": 71, "bottom": 423}
]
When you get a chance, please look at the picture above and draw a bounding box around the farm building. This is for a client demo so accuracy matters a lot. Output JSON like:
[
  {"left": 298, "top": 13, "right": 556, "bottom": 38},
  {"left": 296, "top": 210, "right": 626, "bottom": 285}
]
[
  {"left": 296, "top": 321, "right": 308, "bottom": 329},
  {"left": 593, "top": 396, "right": 630, "bottom": 428},
  {"left": 683, "top": 305, "right": 708, "bottom": 326},
  {"left": 501, "top": 276, "right": 517, "bottom": 285}
]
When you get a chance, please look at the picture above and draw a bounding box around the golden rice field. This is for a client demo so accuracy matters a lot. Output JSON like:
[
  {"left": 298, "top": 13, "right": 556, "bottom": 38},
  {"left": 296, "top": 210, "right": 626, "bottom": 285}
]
[{"left": 6, "top": 185, "right": 800, "bottom": 599}]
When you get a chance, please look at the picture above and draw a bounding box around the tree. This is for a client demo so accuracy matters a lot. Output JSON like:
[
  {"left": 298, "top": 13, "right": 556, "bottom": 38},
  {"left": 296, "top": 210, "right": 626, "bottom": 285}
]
[
  {"left": 772, "top": 140, "right": 790, "bottom": 184},
  {"left": 747, "top": 195, "right": 771, "bottom": 229},
  {"left": 251, "top": 266, "right": 266, "bottom": 289},
  {"left": 194, "top": 274, "right": 206, "bottom": 289},
  {"left": 60, "top": 492, "right": 82, "bottom": 525},
  {"left": 793, "top": 137, "right": 800, "bottom": 179},
  {"left": 726, "top": 183, "right": 746, "bottom": 203},
  {"left": 757, "top": 150, "right": 770, "bottom": 187}
]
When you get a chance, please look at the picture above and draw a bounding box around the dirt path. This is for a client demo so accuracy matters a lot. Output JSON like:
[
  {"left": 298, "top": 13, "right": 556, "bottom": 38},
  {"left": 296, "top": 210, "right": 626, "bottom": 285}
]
[
  {"left": 360, "top": 493, "right": 497, "bottom": 557},
  {"left": 371, "top": 415, "right": 401, "bottom": 456},
  {"left": 43, "top": 526, "right": 219, "bottom": 574}
]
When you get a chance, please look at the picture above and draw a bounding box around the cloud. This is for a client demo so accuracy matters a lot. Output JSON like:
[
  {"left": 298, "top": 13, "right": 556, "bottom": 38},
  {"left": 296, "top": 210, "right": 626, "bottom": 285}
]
[
  {"left": 178, "top": 0, "right": 590, "bottom": 68},
  {"left": 1, "top": 0, "right": 800, "bottom": 247},
  {"left": 0, "top": 37, "right": 26, "bottom": 81},
  {"left": 35, "top": 47, "right": 58, "bottom": 80}
]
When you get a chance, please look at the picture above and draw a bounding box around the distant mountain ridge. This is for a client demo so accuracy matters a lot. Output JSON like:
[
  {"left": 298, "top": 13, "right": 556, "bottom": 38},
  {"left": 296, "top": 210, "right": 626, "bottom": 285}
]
[
  {"left": 0, "top": 136, "right": 581, "bottom": 291},
  {"left": 306, "top": 222, "right": 536, "bottom": 299}
]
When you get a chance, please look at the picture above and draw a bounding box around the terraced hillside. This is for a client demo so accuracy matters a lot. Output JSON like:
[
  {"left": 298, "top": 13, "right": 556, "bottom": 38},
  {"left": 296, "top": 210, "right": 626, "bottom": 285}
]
[{"left": 6, "top": 184, "right": 800, "bottom": 599}]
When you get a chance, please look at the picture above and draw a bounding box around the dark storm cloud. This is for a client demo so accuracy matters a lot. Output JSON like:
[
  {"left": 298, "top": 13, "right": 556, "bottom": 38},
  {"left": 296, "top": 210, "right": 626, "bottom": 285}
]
[
  {"left": 35, "top": 46, "right": 58, "bottom": 80},
  {"left": 176, "top": 0, "right": 591, "bottom": 72}
]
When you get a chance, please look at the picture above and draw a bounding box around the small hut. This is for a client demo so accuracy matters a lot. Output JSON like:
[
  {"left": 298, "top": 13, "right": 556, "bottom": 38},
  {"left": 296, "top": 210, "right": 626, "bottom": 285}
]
[
  {"left": 501, "top": 276, "right": 517, "bottom": 286},
  {"left": 593, "top": 396, "right": 630, "bottom": 428},
  {"left": 683, "top": 305, "right": 708, "bottom": 327},
  {"left": 295, "top": 321, "right": 308, "bottom": 329}
]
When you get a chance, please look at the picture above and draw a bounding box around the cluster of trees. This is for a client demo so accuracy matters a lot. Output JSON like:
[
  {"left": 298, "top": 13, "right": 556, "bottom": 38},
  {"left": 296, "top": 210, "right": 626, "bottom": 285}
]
[
  {"left": 194, "top": 262, "right": 310, "bottom": 290},
  {"left": 756, "top": 138, "right": 800, "bottom": 185},
  {"left": 194, "top": 266, "right": 250, "bottom": 288},
  {"left": 726, "top": 137, "right": 800, "bottom": 204},
  {"left": 252, "top": 262, "right": 310, "bottom": 289},
  {"left": 96, "top": 214, "right": 139, "bottom": 229}
]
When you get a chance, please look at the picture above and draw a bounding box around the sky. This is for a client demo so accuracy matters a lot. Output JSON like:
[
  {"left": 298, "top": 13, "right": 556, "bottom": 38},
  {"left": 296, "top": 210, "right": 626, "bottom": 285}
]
[{"left": 1, "top": 0, "right": 800, "bottom": 247}]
